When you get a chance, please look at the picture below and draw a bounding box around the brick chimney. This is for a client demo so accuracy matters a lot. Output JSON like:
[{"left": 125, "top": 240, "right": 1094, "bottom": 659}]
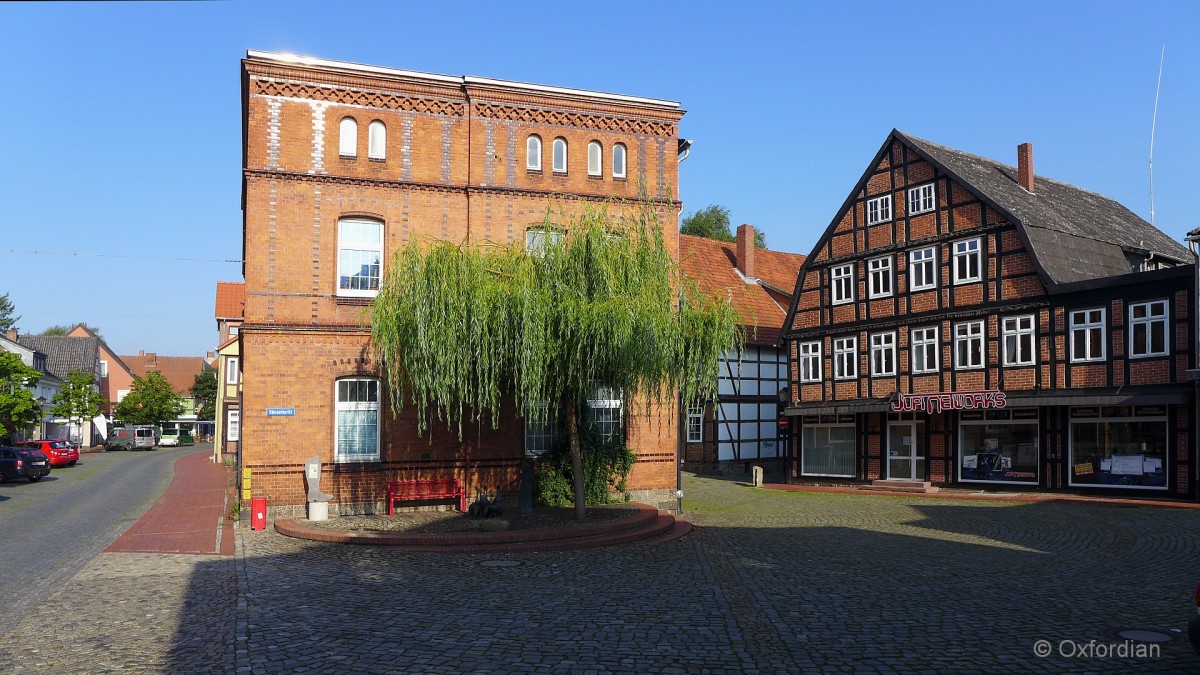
[
  {"left": 1017, "top": 143, "right": 1034, "bottom": 193},
  {"left": 736, "top": 224, "right": 756, "bottom": 279}
]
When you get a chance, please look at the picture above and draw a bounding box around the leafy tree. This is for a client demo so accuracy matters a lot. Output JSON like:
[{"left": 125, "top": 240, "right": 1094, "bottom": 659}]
[
  {"left": 190, "top": 368, "right": 217, "bottom": 422},
  {"left": 680, "top": 204, "right": 767, "bottom": 248},
  {"left": 49, "top": 370, "right": 107, "bottom": 446},
  {"left": 115, "top": 371, "right": 184, "bottom": 426},
  {"left": 0, "top": 351, "right": 42, "bottom": 442},
  {"left": 0, "top": 292, "right": 19, "bottom": 332},
  {"left": 372, "top": 198, "right": 741, "bottom": 520},
  {"left": 41, "top": 323, "right": 103, "bottom": 338}
]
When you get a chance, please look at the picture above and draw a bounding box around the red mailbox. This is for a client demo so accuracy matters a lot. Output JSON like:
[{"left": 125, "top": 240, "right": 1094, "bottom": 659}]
[{"left": 251, "top": 497, "right": 267, "bottom": 531}]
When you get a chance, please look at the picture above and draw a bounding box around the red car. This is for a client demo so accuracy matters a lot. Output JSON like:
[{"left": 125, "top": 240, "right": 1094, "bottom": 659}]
[{"left": 16, "top": 439, "right": 79, "bottom": 467}]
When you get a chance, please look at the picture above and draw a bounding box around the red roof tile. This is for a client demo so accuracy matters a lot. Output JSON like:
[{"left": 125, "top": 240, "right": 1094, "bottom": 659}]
[
  {"left": 120, "top": 353, "right": 209, "bottom": 394},
  {"left": 215, "top": 282, "right": 245, "bottom": 319}
]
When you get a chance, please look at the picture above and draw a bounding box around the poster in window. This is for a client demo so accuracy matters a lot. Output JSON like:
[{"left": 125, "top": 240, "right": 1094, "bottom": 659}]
[{"left": 959, "top": 417, "right": 1038, "bottom": 484}]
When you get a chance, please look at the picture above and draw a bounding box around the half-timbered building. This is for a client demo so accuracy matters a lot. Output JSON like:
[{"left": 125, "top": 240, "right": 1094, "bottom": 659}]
[{"left": 781, "top": 130, "right": 1196, "bottom": 498}]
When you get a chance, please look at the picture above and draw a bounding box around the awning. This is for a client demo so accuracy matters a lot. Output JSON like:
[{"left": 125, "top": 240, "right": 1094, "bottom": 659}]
[
  {"left": 1001, "top": 391, "right": 1189, "bottom": 407},
  {"left": 784, "top": 401, "right": 891, "bottom": 417}
]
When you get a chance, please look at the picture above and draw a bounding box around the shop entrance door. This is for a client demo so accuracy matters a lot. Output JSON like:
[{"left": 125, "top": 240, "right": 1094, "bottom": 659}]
[{"left": 887, "top": 420, "right": 926, "bottom": 481}]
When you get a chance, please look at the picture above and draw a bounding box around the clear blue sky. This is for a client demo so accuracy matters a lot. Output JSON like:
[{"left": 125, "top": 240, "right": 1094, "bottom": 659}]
[{"left": 3, "top": 1, "right": 1198, "bottom": 358}]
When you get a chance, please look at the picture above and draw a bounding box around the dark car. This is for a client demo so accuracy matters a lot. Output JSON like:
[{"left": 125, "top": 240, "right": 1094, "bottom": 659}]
[
  {"left": 0, "top": 446, "right": 51, "bottom": 482},
  {"left": 15, "top": 439, "right": 79, "bottom": 467},
  {"left": 1189, "top": 584, "right": 1200, "bottom": 653}
]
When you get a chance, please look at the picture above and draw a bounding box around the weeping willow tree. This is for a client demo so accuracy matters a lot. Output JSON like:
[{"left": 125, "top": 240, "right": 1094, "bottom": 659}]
[{"left": 371, "top": 197, "right": 741, "bottom": 520}]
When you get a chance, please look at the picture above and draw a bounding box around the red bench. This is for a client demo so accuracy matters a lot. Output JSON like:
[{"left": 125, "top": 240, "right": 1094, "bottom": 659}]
[{"left": 386, "top": 478, "right": 466, "bottom": 515}]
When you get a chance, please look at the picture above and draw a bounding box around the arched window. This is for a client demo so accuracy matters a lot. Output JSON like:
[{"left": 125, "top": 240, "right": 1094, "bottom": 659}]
[
  {"left": 368, "top": 121, "right": 386, "bottom": 160},
  {"left": 552, "top": 137, "right": 567, "bottom": 173},
  {"left": 612, "top": 144, "right": 627, "bottom": 178},
  {"left": 526, "top": 135, "right": 542, "bottom": 170},
  {"left": 339, "top": 117, "right": 358, "bottom": 157},
  {"left": 335, "top": 378, "right": 380, "bottom": 462},
  {"left": 337, "top": 218, "right": 383, "bottom": 297},
  {"left": 587, "top": 141, "right": 602, "bottom": 177}
]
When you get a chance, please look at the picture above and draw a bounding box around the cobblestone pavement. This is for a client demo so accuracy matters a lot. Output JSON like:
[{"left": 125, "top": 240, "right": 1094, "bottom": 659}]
[{"left": 5, "top": 471, "right": 1200, "bottom": 673}]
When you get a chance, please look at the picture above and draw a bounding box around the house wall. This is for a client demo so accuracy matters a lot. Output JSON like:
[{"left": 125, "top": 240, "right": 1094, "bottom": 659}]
[{"left": 241, "top": 54, "right": 684, "bottom": 515}]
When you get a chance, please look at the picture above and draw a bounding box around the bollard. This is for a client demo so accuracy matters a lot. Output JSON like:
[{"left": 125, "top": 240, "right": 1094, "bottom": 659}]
[
  {"left": 752, "top": 465, "right": 764, "bottom": 488},
  {"left": 251, "top": 496, "right": 267, "bottom": 531}
]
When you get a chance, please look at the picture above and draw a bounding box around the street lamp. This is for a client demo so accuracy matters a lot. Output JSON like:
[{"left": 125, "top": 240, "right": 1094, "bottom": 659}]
[{"left": 36, "top": 396, "right": 46, "bottom": 439}]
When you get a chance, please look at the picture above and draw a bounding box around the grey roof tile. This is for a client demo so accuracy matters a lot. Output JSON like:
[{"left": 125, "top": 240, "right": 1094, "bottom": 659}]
[{"left": 16, "top": 336, "right": 99, "bottom": 381}]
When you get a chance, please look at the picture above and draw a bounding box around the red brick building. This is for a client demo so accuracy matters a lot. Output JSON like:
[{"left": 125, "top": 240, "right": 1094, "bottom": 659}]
[
  {"left": 679, "top": 225, "right": 805, "bottom": 472},
  {"left": 240, "top": 51, "right": 687, "bottom": 515},
  {"left": 782, "top": 130, "right": 1195, "bottom": 497}
]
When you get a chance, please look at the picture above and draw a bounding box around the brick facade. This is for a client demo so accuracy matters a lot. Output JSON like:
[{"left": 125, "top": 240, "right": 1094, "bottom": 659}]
[{"left": 240, "top": 52, "right": 686, "bottom": 515}]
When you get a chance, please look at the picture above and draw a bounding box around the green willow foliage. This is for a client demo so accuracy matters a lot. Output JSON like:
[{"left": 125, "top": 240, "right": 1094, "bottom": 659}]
[{"left": 371, "top": 197, "right": 743, "bottom": 439}]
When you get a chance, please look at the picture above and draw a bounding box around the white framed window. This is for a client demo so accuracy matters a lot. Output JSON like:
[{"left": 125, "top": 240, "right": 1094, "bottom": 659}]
[
  {"left": 908, "top": 183, "right": 936, "bottom": 215},
  {"left": 686, "top": 403, "right": 704, "bottom": 443},
  {"left": 587, "top": 385, "right": 623, "bottom": 441},
  {"left": 524, "top": 400, "right": 557, "bottom": 457},
  {"left": 870, "top": 332, "right": 896, "bottom": 377},
  {"left": 335, "top": 378, "right": 380, "bottom": 462},
  {"left": 552, "top": 137, "right": 567, "bottom": 173},
  {"left": 866, "top": 195, "right": 892, "bottom": 225},
  {"left": 867, "top": 256, "right": 893, "bottom": 298},
  {"left": 1002, "top": 315, "right": 1036, "bottom": 366},
  {"left": 526, "top": 135, "right": 542, "bottom": 170},
  {"left": 368, "top": 120, "right": 386, "bottom": 160},
  {"left": 339, "top": 117, "right": 357, "bottom": 157},
  {"left": 953, "top": 238, "right": 981, "bottom": 284},
  {"left": 338, "top": 218, "right": 383, "bottom": 297},
  {"left": 831, "top": 264, "right": 854, "bottom": 305},
  {"left": 833, "top": 337, "right": 857, "bottom": 380},
  {"left": 911, "top": 326, "right": 939, "bottom": 374},
  {"left": 229, "top": 325, "right": 240, "bottom": 337},
  {"left": 612, "top": 144, "right": 627, "bottom": 178},
  {"left": 1070, "top": 308, "right": 1106, "bottom": 362},
  {"left": 100, "top": 360, "right": 108, "bottom": 378},
  {"left": 588, "top": 141, "right": 602, "bottom": 176},
  {"left": 525, "top": 228, "right": 564, "bottom": 254},
  {"left": 954, "top": 321, "right": 984, "bottom": 370},
  {"left": 226, "top": 409, "right": 240, "bottom": 442},
  {"left": 798, "top": 341, "right": 821, "bottom": 383},
  {"left": 909, "top": 246, "right": 937, "bottom": 292},
  {"left": 1129, "top": 300, "right": 1168, "bottom": 358},
  {"left": 226, "top": 357, "right": 239, "bottom": 385}
]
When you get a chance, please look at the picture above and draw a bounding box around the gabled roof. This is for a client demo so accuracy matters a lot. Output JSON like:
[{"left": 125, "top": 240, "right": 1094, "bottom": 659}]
[
  {"left": 17, "top": 335, "right": 99, "bottom": 381},
  {"left": 67, "top": 324, "right": 136, "bottom": 379},
  {"left": 215, "top": 281, "right": 245, "bottom": 320},
  {"left": 120, "top": 353, "right": 211, "bottom": 395},
  {"left": 679, "top": 234, "right": 805, "bottom": 345},
  {"left": 895, "top": 130, "right": 1189, "bottom": 286}
]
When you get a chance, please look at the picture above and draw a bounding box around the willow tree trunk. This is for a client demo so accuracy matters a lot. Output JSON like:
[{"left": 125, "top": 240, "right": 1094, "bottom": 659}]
[{"left": 563, "top": 397, "right": 586, "bottom": 521}]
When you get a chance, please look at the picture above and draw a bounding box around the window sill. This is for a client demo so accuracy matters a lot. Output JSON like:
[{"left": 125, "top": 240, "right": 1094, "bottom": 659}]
[
  {"left": 527, "top": 168, "right": 542, "bottom": 175},
  {"left": 613, "top": 175, "right": 627, "bottom": 182},
  {"left": 369, "top": 157, "right": 386, "bottom": 163},
  {"left": 587, "top": 174, "right": 603, "bottom": 181},
  {"left": 552, "top": 171, "right": 567, "bottom": 177},
  {"left": 339, "top": 154, "right": 357, "bottom": 160},
  {"left": 335, "top": 296, "right": 375, "bottom": 307},
  {"left": 952, "top": 279, "right": 982, "bottom": 286}
]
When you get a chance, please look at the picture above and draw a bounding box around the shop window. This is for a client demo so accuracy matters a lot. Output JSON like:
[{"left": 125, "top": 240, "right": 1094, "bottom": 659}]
[
  {"left": 1002, "top": 315, "right": 1036, "bottom": 366},
  {"left": 801, "top": 423, "right": 856, "bottom": 477},
  {"left": 368, "top": 121, "right": 386, "bottom": 160},
  {"left": 909, "top": 246, "right": 937, "bottom": 292},
  {"left": 954, "top": 321, "right": 984, "bottom": 370},
  {"left": 1069, "top": 308, "right": 1105, "bottom": 362},
  {"left": 1129, "top": 300, "right": 1168, "bottom": 358},
  {"left": 338, "top": 218, "right": 383, "bottom": 297},
  {"left": 911, "top": 326, "right": 938, "bottom": 374},
  {"left": 1068, "top": 408, "right": 1166, "bottom": 490},
  {"left": 686, "top": 403, "right": 704, "bottom": 443},
  {"left": 959, "top": 410, "right": 1039, "bottom": 484},
  {"left": 831, "top": 263, "right": 854, "bottom": 305},
  {"left": 335, "top": 378, "right": 379, "bottom": 462},
  {"left": 526, "top": 135, "right": 542, "bottom": 171},
  {"left": 833, "top": 337, "right": 856, "bottom": 380},
  {"left": 798, "top": 341, "right": 821, "bottom": 383},
  {"left": 339, "top": 117, "right": 357, "bottom": 157},
  {"left": 612, "top": 144, "right": 627, "bottom": 178},
  {"left": 552, "top": 137, "right": 568, "bottom": 173},
  {"left": 953, "top": 238, "right": 981, "bottom": 284},
  {"left": 868, "top": 256, "right": 893, "bottom": 298},
  {"left": 869, "top": 332, "right": 896, "bottom": 377},
  {"left": 588, "top": 141, "right": 602, "bottom": 176},
  {"left": 866, "top": 195, "right": 891, "bottom": 225},
  {"left": 908, "top": 183, "right": 936, "bottom": 215}
]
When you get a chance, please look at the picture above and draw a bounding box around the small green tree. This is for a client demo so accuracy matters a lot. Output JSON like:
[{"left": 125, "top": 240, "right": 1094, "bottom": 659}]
[
  {"left": 190, "top": 368, "right": 217, "bottom": 422},
  {"left": 373, "top": 197, "right": 742, "bottom": 520},
  {"left": 681, "top": 204, "right": 767, "bottom": 248},
  {"left": 115, "top": 371, "right": 184, "bottom": 426},
  {"left": 0, "top": 351, "right": 42, "bottom": 441},
  {"left": 49, "top": 370, "right": 107, "bottom": 446},
  {"left": 0, "top": 292, "right": 20, "bottom": 332},
  {"left": 41, "top": 323, "right": 103, "bottom": 337}
]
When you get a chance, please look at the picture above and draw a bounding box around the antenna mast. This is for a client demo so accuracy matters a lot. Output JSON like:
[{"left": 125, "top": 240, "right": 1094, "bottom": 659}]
[{"left": 1149, "top": 45, "right": 1165, "bottom": 227}]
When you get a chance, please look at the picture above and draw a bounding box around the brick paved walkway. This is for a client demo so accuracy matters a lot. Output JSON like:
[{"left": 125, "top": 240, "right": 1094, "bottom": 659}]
[{"left": 106, "top": 451, "right": 235, "bottom": 556}]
